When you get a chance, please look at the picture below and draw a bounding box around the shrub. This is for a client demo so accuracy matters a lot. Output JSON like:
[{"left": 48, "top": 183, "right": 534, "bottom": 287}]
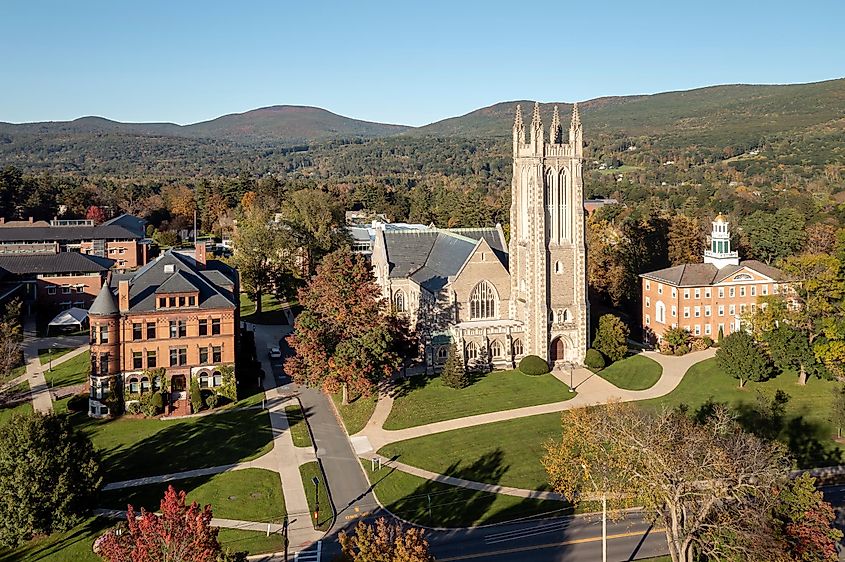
[
  {"left": 519, "top": 355, "right": 550, "bottom": 376},
  {"left": 584, "top": 348, "right": 606, "bottom": 370},
  {"left": 592, "top": 314, "right": 629, "bottom": 363},
  {"left": 205, "top": 392, "right": 219, "bottom": 409},
  {"left": 151, "top": 391, "right": 164, "bottom": 412},
  {"left": 440, "top": 343, "right": 469, "bottom": 389},
  {"left": 701, "top": 336, "right": 714, "bottom": 348},
  {"left": 662, "top": 327, "right": 691, "bottom": 355},
  {"left": 125, "top": 401, "right": 141, "bottom": 415},
  {"left": 674, "top": 344, "right": 690, "bottom": 356},
  {"left": 691, "top": 338, "right": 710, "bottom": 352},
  {"left": 190, "top": 381, "right": 203, "bottom": 413},
  {"left": 67, "top": 393, "right": 88, "bottom": 413}
]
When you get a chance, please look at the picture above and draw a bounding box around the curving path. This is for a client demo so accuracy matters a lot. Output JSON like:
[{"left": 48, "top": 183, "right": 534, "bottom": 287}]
[{"left": 353, "top": 348, "right": 716, "bottom": 454}]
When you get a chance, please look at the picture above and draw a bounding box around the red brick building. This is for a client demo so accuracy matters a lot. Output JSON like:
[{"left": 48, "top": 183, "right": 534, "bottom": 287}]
[
  {"left": 88, "top": 245, "right": 238, "bottom": 418},
  {"left": 640, "top": 215, "right": 785, "bottom": 342}
]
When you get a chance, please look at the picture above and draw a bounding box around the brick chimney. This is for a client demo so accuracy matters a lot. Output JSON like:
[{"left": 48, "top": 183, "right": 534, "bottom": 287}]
[
  {"left": 194, "top": 242, "right": 206, "bottom": 268},
  {"left": 118, "top": 280, "right": 130, "bottom": 312}
]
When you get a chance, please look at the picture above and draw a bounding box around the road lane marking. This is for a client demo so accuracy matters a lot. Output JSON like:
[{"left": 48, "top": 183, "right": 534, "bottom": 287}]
[{"left": 438, "top": 528, "right": 665, "bottom": 561}]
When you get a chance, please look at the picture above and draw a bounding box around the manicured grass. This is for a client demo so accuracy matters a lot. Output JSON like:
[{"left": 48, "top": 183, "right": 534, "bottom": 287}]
[
  {"left": 331, "top": 390, "right": 377, "bottom": 435},
  {"left": 1, "top": 364, "right": 25, "bottom": 385},
  {"left": 38, "top": 347, "right": 73, "bottom": 365},
  {"left": 240, "top": 293, "right": 289, "bottom": 325},
  {"left": 45, "top": 351, "right": 90, "bottom": 388},
  {"left": 99, "top": 468, "right": 285, "bottom": 523},
  {"left": 363, "top": 461, "right": 567, "bottom": 528},
  {"left": 285, "top": 404, "right": 312, "bottom": 448},
  {"left": 383, "top": 370, "right": 575, "bottom": 430},
  {"left": 299, "top": 461, "right": 332, "bottom": 531},
  {"left": 596, "top": 355, "right": 662, "bottom": 391},
  {"left": 71, "top": 408, "right": 273, "bottom": 481},
  {"left": 381, "top": 358, "right": 845, "bottom": 491},
  {"left": 0, "top": 517, "right": 286, "bottom": 561},
  {"left": 0, "top": 381, "right": 32, "bottom": 425},
  {"left": 235, "top": 385, "right": 266, "bottom": 408}
]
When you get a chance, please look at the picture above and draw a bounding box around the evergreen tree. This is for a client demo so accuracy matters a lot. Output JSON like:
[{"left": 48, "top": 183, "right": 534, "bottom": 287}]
[
  {"left": 440, "top": 343, "right": 469, "bottom": 389},
  {"left": 592, "top": 314, "right": 629, "bottom": 363}
]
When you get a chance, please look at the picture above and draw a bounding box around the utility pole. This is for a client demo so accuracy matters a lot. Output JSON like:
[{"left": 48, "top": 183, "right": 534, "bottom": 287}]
[
  {"left": 312, "top": 476, "right": 320, "bottom": 524},
  {"left": 602, "top": 493, "right": 607, "bottom": 562}
]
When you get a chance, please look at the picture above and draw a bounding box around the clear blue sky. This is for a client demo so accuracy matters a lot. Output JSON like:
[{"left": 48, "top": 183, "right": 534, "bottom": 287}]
[{"left": 2, "top": 0, "right": 843, "bottom": 126}]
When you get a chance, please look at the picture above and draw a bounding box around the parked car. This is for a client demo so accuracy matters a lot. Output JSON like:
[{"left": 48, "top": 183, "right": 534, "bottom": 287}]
[{"left": 268, "top": 347, "right": 282, "bottom": 359}]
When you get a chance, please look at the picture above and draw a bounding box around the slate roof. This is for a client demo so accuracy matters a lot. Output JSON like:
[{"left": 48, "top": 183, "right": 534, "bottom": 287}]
[
  {"left": 384, "top": 227, "right": 507, "bottom": 293},
  {"left": 108, "top": 250, "right": 236, "bottom": 312},
  {"left": 0, "top": 252, "right": 114, "bottom": 275},
  {"left": 89, "top": 282, "right": 119, "bottom": 316},
  {"left": 102, "top": 214, "right": 146, "bottom": 238},
  {"left": 641, "top": 260, "right": 783, "bottom": 286},
  {"left": 0, "top": 224, "right": 141, "bottom": 242}
]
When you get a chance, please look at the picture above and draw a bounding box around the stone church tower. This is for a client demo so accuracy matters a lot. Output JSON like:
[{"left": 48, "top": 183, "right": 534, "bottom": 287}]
[{"left": 508, "top": 102, "right": 589, "bottom": 364}]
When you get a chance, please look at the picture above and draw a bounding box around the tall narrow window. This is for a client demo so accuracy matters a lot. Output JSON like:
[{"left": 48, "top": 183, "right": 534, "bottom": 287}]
[
  {"left": 393, "top": 290, "right": 406, "bottom": 313},
  {"left": 512, "top": 339, "right": 524, "bottom": 356},
  {"left": 466, "top": 341, "right": 479, "bottom": 361},
  {"left": 490, "top": 340, "right": 503, "bottom": 358},
  {"left": 146, "top": 322, "right": 156, "bottom": 339},
  {"left": 469, "top": 281, "right": 497, "bottom": 319},
  {"left": 211, "top": 318, "right": 221, "bottom": 335},
  {"left": 198, "top": 318, "right": 208, "bottom": 336}
]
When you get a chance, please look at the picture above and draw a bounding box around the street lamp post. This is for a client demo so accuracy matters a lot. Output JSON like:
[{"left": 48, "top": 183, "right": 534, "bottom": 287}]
[{"left": 311, "top": 476, "right": 320, "bottom": 523}]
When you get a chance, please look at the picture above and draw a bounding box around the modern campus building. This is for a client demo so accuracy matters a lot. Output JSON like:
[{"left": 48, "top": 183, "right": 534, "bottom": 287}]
[
  {"left": 370, "top": 104, "right": 589, "bottom": 370},
  {"left": 87, "top": 245, "right": 238, "bottom": 417},
  {"left": 640, "top": 215, "right": 785, "bottom": 341}
]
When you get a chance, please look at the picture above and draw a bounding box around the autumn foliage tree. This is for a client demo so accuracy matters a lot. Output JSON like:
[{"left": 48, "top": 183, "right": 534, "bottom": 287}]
[
  {"left": 95, "top": 485, "right": 232, "bottom": 562},
  {"left": 85, "top": 205, "right": 106, "bottom": 224},
  {"left": 285, "top": 249, "right": 413, "bottom": 402},
  {"left": 772, "top": 474, "right": 842, "bottom": 562},
  {"left": 338, "top": 517, "right": 434, "bottom": 562}
]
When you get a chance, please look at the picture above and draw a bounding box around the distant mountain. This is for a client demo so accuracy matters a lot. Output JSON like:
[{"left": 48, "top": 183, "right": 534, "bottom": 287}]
[
  {"left": 411, "top": 78, "right": 845, "bottom": 148},
  {"left": 0, "top": 106, "right": 410, "bottom": 144}
]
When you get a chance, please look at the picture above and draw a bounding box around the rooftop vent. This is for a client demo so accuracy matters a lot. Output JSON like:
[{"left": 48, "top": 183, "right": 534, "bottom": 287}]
[{"left": 164, "top": 264, "right": 175, "bottom": 273}]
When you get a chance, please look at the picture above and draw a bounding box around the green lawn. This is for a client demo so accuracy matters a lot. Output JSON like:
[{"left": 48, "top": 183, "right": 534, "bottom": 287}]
[
  {"left": 0, "top": 516, "right": 285, "bottom": 561},
  {"left": 285, "top": 404, "right": 312, "bottom": 448},
  {"left": 363, "top": 461, "right": 567, "bottom": 528},
  {"left": 71, "top": 408, "right": 274, "bottom": 481},
  {"left": 596, "top": 355, "right": 663, "bottom": 391},
  {"left": 99, "top": 468, "right": 285, "bottom": 523},
  {"left": 45, "top": 351, "right": 90, "bottom": 388},
  {"left": 1, "top": 364, "right": 25, "bottom": 385},
  {"left": 331, "top": 391, "right": 377, "bottom": 435},
  {"left": 240, "top": 293, "right": 290, "bottom": 325},
  {"left": 299, "top": 461, "right": 332, "bottom": 531},
  {"left": 384, "top": 370, "right": 575, "bottom": 430},
  {"left": 38, "top": 347, "right": 73, "bottom": 365},
  {"left": 0, "top": 381, "right": 32, "bottom": 425},
  {"left": 380, "top": 358, "right": 845, "bottom": 491}
]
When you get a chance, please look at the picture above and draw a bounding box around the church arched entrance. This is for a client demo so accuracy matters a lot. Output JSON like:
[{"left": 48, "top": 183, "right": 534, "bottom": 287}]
[{"left": 550, "top": 338, "right": 565, "bottom": 362}]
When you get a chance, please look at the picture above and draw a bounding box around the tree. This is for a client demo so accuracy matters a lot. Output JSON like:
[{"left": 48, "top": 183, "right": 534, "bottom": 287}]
[
  {"left": 0, "top": 413, "right": 102, "bottom": 547},
  {"left": 85, "top": 205, "right": 106, "bottom": 224},
  {"left": 764, "top": 325, "right": 825, "bottom": 385},
  {"left": 832, "top": 385, "right": 845, "bottom": 439},
  {"left": 804, "top": 223, "right": 838, "bottom": 255},
  {"left": 772, "top": 474, "right": 842, "bottom": 562},
  {"left": 668, "top": 214, "right": 703, "bottom": 265},
  {"left": 440, "top": 342, "right": 469, "bottom": 389},
  {"left": 338, "top": 517, "right": 434, "bottom": 562},
  {"left": 543, "top": 402, "right": 791, "bottom": 562},
  {"left": 95, "top": 485, "right": 230, "bottom": 562},
  {"left": 661, "top": 326, "right": 691, "bottom": 355},
  {"left": 280, "top": 188, "right": 348, "bottom": 276},
  {"left": 742, "top": 209, "right": 806, "bottom": 264},
  {"left": 592, "top": 314, "right": 629, "bottom": 363},
  {"left": 0, "top": 298, "right": 23, "bottom": 380},
  {"left": 716, "top": 331, "right": 774, "bottom": 388},
  {"left": 285, "top": 249, "right": 412, "bottom": 401},
  {"left": 161, "top": 185, "right": 196, "bottom": 221},
  {"left": 232, "top": 202, "right": 296, "bottom": 314}
]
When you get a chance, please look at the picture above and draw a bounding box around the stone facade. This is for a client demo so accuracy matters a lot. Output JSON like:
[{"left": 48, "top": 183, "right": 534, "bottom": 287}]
[{"left": 370, "top": 104, "right": 589, "bottom": 370}]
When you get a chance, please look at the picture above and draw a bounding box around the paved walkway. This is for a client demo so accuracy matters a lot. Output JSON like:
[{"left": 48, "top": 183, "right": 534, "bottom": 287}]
[
  {"left": 354, "top": 348, "right": 716, "bottom": 453},
  {"left": 94, "top": 508, "right": 288, "bottom": 533},
  {"left": 21, "top": 334, "right": 89, "bottom": 414}
]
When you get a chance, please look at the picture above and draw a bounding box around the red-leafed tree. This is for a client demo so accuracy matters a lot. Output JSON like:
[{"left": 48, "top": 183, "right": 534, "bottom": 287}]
[
  {"left": 86, "top": 205, "right": 106, "bottom": 224},
  {"left": 95, "top": 485, "right": 224, "bottom": 562},
  {"left": 285, "top": 249, "right": 414, "bottom": 402},
  {"left": 773, "top": 474, "right": 842, "bottom": 562}
]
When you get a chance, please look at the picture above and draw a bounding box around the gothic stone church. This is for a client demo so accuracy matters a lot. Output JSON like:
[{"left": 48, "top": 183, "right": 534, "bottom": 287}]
[{"left": 371, "top": 103, "right": 589, "bottom": 371}]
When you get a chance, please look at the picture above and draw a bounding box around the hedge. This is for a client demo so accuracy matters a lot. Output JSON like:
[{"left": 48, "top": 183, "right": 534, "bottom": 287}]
[{"left": 518, "top": 355, "right": 550, "bottom": 376}]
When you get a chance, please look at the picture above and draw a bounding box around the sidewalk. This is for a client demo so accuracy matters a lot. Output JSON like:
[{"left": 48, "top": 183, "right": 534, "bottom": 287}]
[
  {"left": 21, "top": 335, "right": 90, "bottom": 414},
  {"left": 356, "top": 348, "right": 716, "bottom": 452}
]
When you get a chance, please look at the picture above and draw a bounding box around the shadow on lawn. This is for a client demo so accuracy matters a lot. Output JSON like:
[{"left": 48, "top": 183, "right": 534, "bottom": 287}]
[
  {"left": 382, "top": 449, "right": 569, "bottom": 528},
  {"left": 0, "top": 517, "right": 111, "bottom": 562},
  {"left": 389, "top": 372, "right": 486, "bottom": 400},
  {"left": 71, "top": 408, "right": 273, "bottom": 480}
]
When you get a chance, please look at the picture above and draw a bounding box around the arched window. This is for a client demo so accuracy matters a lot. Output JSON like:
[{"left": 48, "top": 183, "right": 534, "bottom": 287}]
[
  {"left": 655, "top": 301, "right": 666, "bottom": 324},
  {"left": 466, "top": 341, "right": 479, "bottom": 361},
  {"left": 490, "top": 340, "right": 503, "bottom": 358},
  {"left": 393, "top": 290, "right": 406, "bottom": 313},
  {"left": 129, "top": 378, "right": 139, "bottom": 394},
  {"left": 199, "top": 372, "right": 209, "bottom": 388},
  {"left": 469, "top": 281, "right": 497, "bottom": 319},
  {"left": 554, "top": 261, "right": 563, "bottom": 274},
  {"left": 436, "top": 346, "right": 448, "bottom": 363},
  {"left": 512, "top": 338, "right": 524, "bottom": 356},
  {"left": 140, "top": 377, "right": 151, "bottom": 393},
  {"left": 213, "top": 371, "right": 222, "bottom": 387},
  {"left": 563, "top": 309, "right": 571, "bottom": 322}
]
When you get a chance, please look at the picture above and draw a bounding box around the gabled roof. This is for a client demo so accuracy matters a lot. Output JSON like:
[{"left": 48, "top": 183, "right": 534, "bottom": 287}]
[
  {"left": 110, "top": 250, "right": 235, "bottom": 312},
  {"left": 641, "top": 260, "right": 783, "bottom": 287},
  {"left": 102, "top": 214, "right": 146, "bottom": 238},
  {"left": 384, "top": 227, "right": 507, "bottom": 293},
  {"left": 89, "top": 282, "right": 119, "bottom": 316},
  {"left": 0, "top": 252, "right": 114, "bottom": 275}
]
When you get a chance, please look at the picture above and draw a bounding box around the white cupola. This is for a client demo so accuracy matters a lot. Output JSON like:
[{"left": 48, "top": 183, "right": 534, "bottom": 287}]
[{"left": 703, "top": 213, "right": 740, "bottom": 268}]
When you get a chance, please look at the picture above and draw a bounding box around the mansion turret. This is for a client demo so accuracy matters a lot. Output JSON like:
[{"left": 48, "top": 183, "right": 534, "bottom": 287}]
[{"left": 369, "top": 103, "right": 589, "bottom": 371}]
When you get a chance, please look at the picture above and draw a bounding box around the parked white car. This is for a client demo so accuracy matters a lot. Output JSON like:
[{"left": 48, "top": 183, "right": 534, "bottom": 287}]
[{"left": 268, "top": 347, "right": 282, "bottom": 359}]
